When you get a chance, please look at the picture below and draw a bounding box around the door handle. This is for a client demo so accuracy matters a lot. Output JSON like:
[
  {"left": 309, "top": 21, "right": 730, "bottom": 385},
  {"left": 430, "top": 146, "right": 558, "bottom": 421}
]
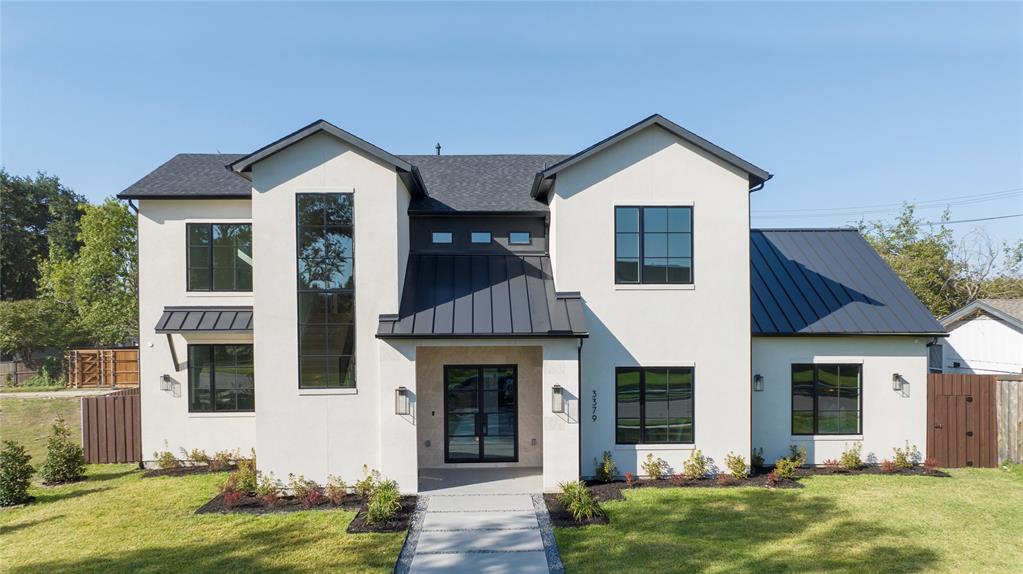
[
  {"left": 933, "top": 424, "right": 943, "bottom": 429},
  {"left": 966, "top": 431, "right": 973, "bottom": 437}
]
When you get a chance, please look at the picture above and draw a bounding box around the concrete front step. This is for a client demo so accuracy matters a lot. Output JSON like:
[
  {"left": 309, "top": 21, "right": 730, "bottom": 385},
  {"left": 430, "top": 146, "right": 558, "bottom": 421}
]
[
  {"left": 415, "top": 527, "right": 545, "bottom": 553},
  {"left": 421, "top": 510, "right": 539, "bottom": 531},
  {"left": 409, "top": 550, "right": 550, "bottom": 574},
  {"left": 426, "top": 493, "right": 535, "bottom": 512}
]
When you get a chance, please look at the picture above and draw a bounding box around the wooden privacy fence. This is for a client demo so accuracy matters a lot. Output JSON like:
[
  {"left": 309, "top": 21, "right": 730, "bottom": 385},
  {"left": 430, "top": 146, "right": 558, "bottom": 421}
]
[
  {"left": 996, "top": 378, "right": 1023, "bottom": 464},
  {"left": 927, "top": 374, "right": 998, "bottom": 468},
  {"left": 0, "top": 361, "right": 41, "bottom": 386},
  {"left": 65, "top": 348, "right": 139, "bottom": 388},
  {"left": 81, "top": 387, "right": 141, "bottom": 464}
]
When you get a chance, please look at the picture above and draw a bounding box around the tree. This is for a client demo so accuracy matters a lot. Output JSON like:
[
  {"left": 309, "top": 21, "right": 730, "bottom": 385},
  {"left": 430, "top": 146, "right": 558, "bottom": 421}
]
[
  {"left": 39, "top": 199, "right": 138, "bottom": 346},
  {"left": 0, "top": 299, "right": 80, "bottom": 367},
  {"left": 0, "top": 170, "right": 85, "bottom": 300}
]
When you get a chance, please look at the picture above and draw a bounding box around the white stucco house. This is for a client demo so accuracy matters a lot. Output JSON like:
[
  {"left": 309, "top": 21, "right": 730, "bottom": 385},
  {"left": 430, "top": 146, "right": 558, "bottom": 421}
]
[
  {"left": 938, "top": 299, "right": 1023, "bottom": 375},
  {"left": 118, "top": 114, "right": 946, "bottom": 492}
]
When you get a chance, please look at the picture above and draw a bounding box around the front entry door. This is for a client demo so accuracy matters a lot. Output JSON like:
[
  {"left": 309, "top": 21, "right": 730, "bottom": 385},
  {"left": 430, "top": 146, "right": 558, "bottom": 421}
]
[{"left": 444, "top": 365, "right": 518, "bottom": 463}]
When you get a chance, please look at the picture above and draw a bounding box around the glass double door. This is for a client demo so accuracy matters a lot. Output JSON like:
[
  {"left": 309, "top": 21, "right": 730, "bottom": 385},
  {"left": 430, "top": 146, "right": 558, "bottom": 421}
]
[{"left": 444, "top": 365, "right": 518, "bottom": 463}]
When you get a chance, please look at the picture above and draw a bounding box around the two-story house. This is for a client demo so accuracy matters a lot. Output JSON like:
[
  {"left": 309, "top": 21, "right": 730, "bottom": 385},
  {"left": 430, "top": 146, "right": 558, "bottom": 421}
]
[{"left": 119, "top": 115, "right": 945, "bottom": 492}]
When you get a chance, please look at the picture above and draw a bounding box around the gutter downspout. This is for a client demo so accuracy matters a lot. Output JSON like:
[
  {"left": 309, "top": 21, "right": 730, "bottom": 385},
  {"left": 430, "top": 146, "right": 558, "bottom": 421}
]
[{"left": 577, "top": 336, "right": 584, "bottom": 481}]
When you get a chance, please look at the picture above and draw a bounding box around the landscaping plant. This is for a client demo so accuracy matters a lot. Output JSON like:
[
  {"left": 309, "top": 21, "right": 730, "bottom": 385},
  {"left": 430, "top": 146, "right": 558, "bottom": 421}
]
[
  {"left": 366, "top": 479, "right": 401, "bottom": 523},
  {"left": 788, "top": 445, "right": 808, "bottom": 467},
  {"left": 750, "top": 447, "right": 765, "bottom": 470},
  {"left": 153, "top": 449, "right": 180, "bottom": 470},
  {"left": 209, "top": 449, "right": 236, "bottom": 471},
  {"left": 39, "top": 416, "right": 85, "bottom": 484},
  {"left": 0, "top": 440, "right": 35, "bottom": 506},
  {"left": 180, "top": 448, "right": 210, "bottom": 466},
  {"left": 256, "top": 472, "right": 281, "bottom": 507},
  {"left": 893, "top": 443, "right": 919, "bottom": 469},
  {"left": 823, "top": 459, "right": 842, "bottom": 472},
  {"left": 840, "top": 442, "right": 863, "bottom": 470},
  {"left": 682, "top": 449, "right": 709, "bottom": 480},
  {"left": 288, "top": 474, "right": 324, "bottom": 507},
  {"left": 594, "top": 450, "right": 617, "bottom": 483},
  {"left": 773, "top": 456, "right": 799, "bottom": 480},
  {"left": 558, "top": 480, "right": 601, "bottom": 521},
  {"left": 325, "top": 474, "right": 348, "bottom": 505},
  {"left": 354, "top": 465, "right": 381, "bottom": 498},
  {"left": 641, "top": 453, "right": 669, "bottom": 480},
  {"left": 624, "top": 471, "right": 636, "bottom": 488},
  {"left": 923, "top": 457, "right": 940, "bottom": 474},
  {"left": 235, "top": 457, "right": 258, "bottom": 494},
  {"left": 723, "top": 452, "right": 749, "bottom": 479},
  {"left": 669, "top": 473, "right": 686, "bottom": 486},
  {"left": 880, "top": 459, "right": 898, "bottom": 474}
]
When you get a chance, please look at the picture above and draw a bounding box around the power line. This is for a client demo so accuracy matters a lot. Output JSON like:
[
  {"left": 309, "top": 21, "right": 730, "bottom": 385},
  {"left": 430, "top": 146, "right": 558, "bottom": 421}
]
[
  {"left": 752, "top": 187, "right": 1023, "bottom": 218},
  {"left": 922, "top": 213, "right": 1023, "bottom": 225}
]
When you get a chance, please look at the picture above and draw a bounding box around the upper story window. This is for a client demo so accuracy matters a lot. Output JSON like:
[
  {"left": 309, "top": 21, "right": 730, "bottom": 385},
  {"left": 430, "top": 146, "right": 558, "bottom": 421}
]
[
  {"left": 297, "top": 194, "right": 355, "bottom": 389},
  {"left": 791, "top": 364, "right": 861, "bottom": 435},
  {"left": 471, "top": 232, "right": 492, "bottom": 244},
  {"left": 187, "top": 223, "right": 252, "bottom": 291},
  {"left": 432, "top": 232, "right": 453, "bottom": 244},
  {"left": 509, "top": 232, "right": 531, "bottom": 245},
  {"left": 615, "top": 206, "right": 692, "bottom": 284},
  {"left": 188, "top": 344, "right": 254, "bottom": 412},
  {"left": 616, "top": 366, "right": 694, "bottom": 444}
]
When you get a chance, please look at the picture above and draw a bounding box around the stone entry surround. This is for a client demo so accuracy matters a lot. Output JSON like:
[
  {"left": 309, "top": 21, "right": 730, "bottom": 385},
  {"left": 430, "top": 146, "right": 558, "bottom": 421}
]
[{"left": 395, "top": 493, "right": 564, "bottom": 574}]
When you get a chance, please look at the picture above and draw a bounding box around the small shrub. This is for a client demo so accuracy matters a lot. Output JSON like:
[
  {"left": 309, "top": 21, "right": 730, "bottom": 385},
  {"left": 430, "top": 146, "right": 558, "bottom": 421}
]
[
  {"left": 354, "top": 465, "right": 381, "bottom": 498},
  {"left": 0, "top": 441, "right": 35, "bottom": 506},
  {"left": 773, "top": 456, "right": 799, "bottom": 480},
  {"left": 751, "top": 447, "right": 765, "bottom": 470},
  {"left": 209, "top": 449, "right": 236, "bottom": 472},
  {"left": 682, "top": 449, "right": 709, "bottom": 480},
  {"left": 39, "top": 416, "right": 86, "bottom": 484},
  {"left": 234, "top": 458, "right": 258, "bottom": 494},
  {"left": 594, "top": 451, "right": 617, "bottom": 483},
  {"left": 893, "top": 443, "right": 919, "bottom": 469},
  {"left": 724, "top": 452, "right": 749, "bottom": 479},
  {"left": 641, "top": 453, "right": 668, "bottom": 480},
  {"left": 879, "top": 459, "right": 897, "bottom": 474},
  {"left": 223, "top": 489, "right": 244, "bottom": 508},
  {"left": 840, "top": 443, "right": 863, "bottom": 470},
  {"left": 558, "top": 480, "right": 601, "bottom": 521},
  {"left": 823, "top": 458, "right": 842, "bottom": 472},
  {"left": 788, "top": 445, "right": 807, "bottom": 467},
  {"left": 366, "top": 479, "right": 401, "bottom": 523},
  {"left": 180, "top": 448, "right": 210, "bottom": 466},
  {"left": 256, "top": 472, "right": 281, "bottom": 507},
  {"left": 923, "top": 457, "right": 939, "bottom": 473},
  {"left": 325, "top": 474, "right": 348, "bottom": 505},
  {"left": 286, "top": 474, "right": 323, "bottom": 507},
  {"left": 624, "top": 471, "right": 636, "bottom": 488},
  {"left": 153, "top": 449, "right": 181, "bottom": 470},
  {"left": 766, "top": 468, "right": 783, "bottom": 486},
  {"left": 669, "top": 473, "right": 686, "bottom": 486},
  {"left": 716, "top": 474, "right": 736, "bottom": 486}
]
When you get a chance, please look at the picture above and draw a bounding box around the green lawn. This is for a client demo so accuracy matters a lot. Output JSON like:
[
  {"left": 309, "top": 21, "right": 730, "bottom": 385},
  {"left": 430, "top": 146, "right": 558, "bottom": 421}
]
[
  {"left": 0, "top": 396, "right": 81, "bottom": 462},
  {"left": 0, "top": 385, "right": 70, "bottom": 393},
  {"left": 556, "top": 470, "right": 1023, "bottom": 574},
  {"left": 0, "top": 465, "right": 404, "bottom": 573}
]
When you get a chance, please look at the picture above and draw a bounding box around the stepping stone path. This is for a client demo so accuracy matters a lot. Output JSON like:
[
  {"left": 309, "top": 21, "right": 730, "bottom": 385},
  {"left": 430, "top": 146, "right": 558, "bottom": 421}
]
[{"left": 396, "top": 493, "right": 564, "bottom": 574}]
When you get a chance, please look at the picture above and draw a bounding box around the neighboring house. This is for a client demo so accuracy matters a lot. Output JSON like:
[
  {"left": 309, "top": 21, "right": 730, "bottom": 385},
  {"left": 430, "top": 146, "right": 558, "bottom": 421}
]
[
  {"left": 939, "top": 299, "right": 1023, "bottom": 375},
  {"left": 118, "top": 114, "right": 945, "bottom": 491}
]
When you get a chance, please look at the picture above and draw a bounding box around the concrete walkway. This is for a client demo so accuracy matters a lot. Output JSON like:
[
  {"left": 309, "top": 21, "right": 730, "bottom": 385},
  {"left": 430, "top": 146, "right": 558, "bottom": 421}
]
[{"left": 396, "top": 492, "right": 564, "bottom": 574}]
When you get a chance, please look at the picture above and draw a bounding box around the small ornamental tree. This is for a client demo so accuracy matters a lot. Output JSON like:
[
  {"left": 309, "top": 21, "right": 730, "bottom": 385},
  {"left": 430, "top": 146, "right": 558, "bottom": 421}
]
[
  {"left": 0, "top": 441, "right": 35, "bottom": 506},
  {"left": 39, "top": 416, "right": 86, "bottom": 484}
]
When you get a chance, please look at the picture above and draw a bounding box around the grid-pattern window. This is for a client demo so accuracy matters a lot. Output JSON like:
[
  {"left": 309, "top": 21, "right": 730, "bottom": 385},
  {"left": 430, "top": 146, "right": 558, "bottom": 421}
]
[
  {"left": 792, "top": 364, "right": 861, "bottom": 435},
  {"left": 616, "top": 367, "right": 694, "bottom": 444},
  {"left": 297, "top": 194, "right": 355, "bottom": 388},
  {"left": 615, "top": 206, "right": 692, "bottom": 284},
  {"left": 188, "top": 344, "right": 254, "bottom": 412},
  {"left": 187, "top": 223, "right": 252, "bottom": 291}
]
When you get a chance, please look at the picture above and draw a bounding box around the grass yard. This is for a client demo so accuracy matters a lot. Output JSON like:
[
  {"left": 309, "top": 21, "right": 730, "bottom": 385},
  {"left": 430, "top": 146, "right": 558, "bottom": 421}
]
[
  {"left": 556, "top": 469, "right": 1023, "bottom": 574},
  {"left": 0, "top": 465, "right": 405, "bottom": 573},
  {"left": 0, "top": 395, "right": 81, "bottom": 461}
]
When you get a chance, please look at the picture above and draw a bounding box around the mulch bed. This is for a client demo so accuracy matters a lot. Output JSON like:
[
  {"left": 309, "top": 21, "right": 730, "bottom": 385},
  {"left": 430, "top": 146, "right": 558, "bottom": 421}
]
[
  {"left": 142, "top": 465, "right": 237, "bottom": 478},
  {"left": 543, "top": 494, "right": 609, "bottom": 528},
  {"left": 346, "top": 497, "right": 418, "bottom": 533},
  {"left": 194, "top": 492, "right": 417, "bottom": 533},
  {"left": 795, "top": 465, "right": 949, "bottom": 478}
]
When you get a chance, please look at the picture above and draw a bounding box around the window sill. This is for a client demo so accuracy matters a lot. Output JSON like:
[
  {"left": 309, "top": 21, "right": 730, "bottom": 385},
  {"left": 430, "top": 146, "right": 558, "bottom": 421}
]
[
  {"left": 185, "top": 292, "right": 254, "bottom": 298},
  {"left": 614, "top": 444, "right": 695, "bottom": 451},
  {"left": 298, "top": 387, "right": 358, "bottom": 396},
  {"left": 187, "top": 412, "right": 255, "bottom": 419},
  {"left": 614, "top": 284, "right": 695, "bottom": 291},
  {"left": 791, "top": 435, "right": 862, "bottom": 442}
]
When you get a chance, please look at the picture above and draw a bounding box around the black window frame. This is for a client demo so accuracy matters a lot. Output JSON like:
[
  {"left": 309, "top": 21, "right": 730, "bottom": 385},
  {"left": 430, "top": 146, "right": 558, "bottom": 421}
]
[
  {"left": 470, "top": 231, "right": 492, "bottom": 244},
  {"left": 185, "top": 222, "right": 253, "bottom": 292},
  {"left": 432, "top": 232, "right": 453, "bottom": 244},
  {"left": 614, "top": 206, "right": 693, "bottom": 285},
  {"left": 508, "top": 231, "right": 531, "bottom": 245},
  {"left": 187, "top": 344, "right": 255, "bottom": 413},
  {"left": 615, "top": 366, "right": 695, "bottom": 445},
  {"left": 790, "top": 363, "right": 863, "bottom": 436},
  {"left": 296, "top": 193, "right": 356, "bottom": 389}
]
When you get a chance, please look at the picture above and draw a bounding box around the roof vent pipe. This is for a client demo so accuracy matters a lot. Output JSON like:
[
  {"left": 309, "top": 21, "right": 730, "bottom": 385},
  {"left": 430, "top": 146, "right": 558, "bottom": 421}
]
[{"left": 435, "top": 143, "right": 441, "bottom": 155}]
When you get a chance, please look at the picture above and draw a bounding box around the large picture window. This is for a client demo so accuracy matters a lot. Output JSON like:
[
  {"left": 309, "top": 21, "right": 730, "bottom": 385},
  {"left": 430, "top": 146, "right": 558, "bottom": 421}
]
[
  {"left": 615, "top": 206, "right": 693, "bottom": 284},
  {"left": 297, "top": 193, "right": 355, "bottom": 388},
  {"left": 188, "top": 345, "right": 254, "bottom": 412},
  {"left": 616, "top": 367, "right": 694, "bottom": 444},
  {"left": 791, "top": 364, "right": 862, "bottom": 435},
  {"left": 187, "top": 223, "right": 253, "bottom": 291}
]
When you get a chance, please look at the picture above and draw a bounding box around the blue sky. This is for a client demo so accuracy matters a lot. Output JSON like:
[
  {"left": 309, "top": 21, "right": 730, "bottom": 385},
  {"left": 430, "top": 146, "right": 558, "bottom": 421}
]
[{"left": 2, "top": 2, "right": 1021, "bottom": 246}]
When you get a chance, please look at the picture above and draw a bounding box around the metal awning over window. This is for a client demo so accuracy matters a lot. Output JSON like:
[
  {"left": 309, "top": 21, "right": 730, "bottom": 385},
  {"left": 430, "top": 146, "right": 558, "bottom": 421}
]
[{"left": 155, "top": 306, "right": 253, "bottom": 334}]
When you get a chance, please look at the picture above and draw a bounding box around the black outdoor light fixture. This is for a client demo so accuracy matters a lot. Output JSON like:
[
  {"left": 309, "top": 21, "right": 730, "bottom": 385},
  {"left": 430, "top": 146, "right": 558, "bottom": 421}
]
[
  {"left": 395, "top": 386, "right": 410, "bottom": 415},
  {"left": 892, "top": 373, "right": 903, "bottom": 392},
  {"left": 160, "top": 374, "right": 173, "bottom": 391},
  {"left": 753, "top": 374, "right": 764, "bottom": 392},
  {"left": 552, "top": 384, "right": 565, "bottom": 413}
]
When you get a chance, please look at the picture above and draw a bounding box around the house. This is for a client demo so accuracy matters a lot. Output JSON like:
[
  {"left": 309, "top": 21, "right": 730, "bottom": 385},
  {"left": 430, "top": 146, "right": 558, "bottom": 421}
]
[
  {"left": 117, "top": 114, "right": 945, "bottom": 491},
  {"left": 938, "top": 299, "right": 1023, "bottom": 375}
]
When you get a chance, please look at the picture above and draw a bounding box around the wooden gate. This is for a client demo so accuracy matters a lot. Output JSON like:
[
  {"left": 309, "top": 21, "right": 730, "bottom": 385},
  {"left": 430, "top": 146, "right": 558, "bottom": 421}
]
[
  {"left": 81, "top": 388, "right": 141, "bottom": 464},
  {"left": 65, "top": 348, "right": 139, "bottom": 388},
  {"left": 927, "top": 374, "right": 997, "bottom": 468}
]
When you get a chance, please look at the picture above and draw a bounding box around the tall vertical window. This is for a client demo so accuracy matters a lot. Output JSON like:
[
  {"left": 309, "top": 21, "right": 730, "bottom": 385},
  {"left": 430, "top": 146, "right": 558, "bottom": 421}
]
[
  {"left": 297, "top": 194, "right": 355, "bottom": 388},
  {"left": 791, "top": 364, "right": 862, "bottom": 435},
  {"left": 188, "top": 344, "right": 254, "bottom": 412},
  {"left": 616, "top": 367, "right": 694, "bottom": 444},
  {"left": 615, "top": 206, "right": 692, "bottom": 284},
  {"left": 187, "top": 223, "right": 252, "bottom": 291}
]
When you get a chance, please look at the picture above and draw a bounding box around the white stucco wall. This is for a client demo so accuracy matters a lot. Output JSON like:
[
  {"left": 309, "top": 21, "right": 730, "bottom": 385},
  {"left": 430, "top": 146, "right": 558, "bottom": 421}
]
[
  {"left": 548, "top": 125, "right": 753, "bottom": 476},
  {"left": 752, "top": 336, "right": 928, "bottom": 465},
  {"left": 943, "top": 315, "right": 1023, "bottom": 375},
  {"left": 249, "top": 132, "right": 407, "bottom": 487},
  {"left": 136, "top": 199, "right": 257, "bottom": 460}
]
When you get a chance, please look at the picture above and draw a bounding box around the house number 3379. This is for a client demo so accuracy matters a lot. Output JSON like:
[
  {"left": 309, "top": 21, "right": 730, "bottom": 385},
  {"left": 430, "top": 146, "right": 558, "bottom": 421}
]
[{"left": 591, "top": 390, "right": 598, "bottom": 422}]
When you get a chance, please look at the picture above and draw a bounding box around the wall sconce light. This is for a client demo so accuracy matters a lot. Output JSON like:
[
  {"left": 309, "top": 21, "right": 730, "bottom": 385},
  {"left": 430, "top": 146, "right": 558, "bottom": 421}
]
[
  {"left": 552, "top": 385, "right": 565, "bottom": 413},
  {"left": 159, "top": 374, "right": 172, "bottom": 391},
  {"left": 753, "top": 374, "right": 765, "bottom": 392},
  {"left": 395, "top": 386, "right": 411, "bottom": 415},
  {"left": 892, "top": 373, "right": 903, "bottom": 392}
]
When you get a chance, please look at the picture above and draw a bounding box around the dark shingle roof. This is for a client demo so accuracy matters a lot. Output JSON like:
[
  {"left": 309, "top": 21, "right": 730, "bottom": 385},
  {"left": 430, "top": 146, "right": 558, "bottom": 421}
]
[
  {"left": 941, "top": 298, "right": 1023, "bottom": 332},
  {"left": 751, "top": 229, "right": 945, "bottom": 336},
  {"left": 155, "top": 306, "right": 253, "bottom": 333},
  {"left": 118, "top": 154, "right": 249, "bottom": 199},
  {"left": 401, "top": 155, "right": 567, "bottom": 213},
  {"left": 377, "top": 254, "right": 587, "bottom": 338}
]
